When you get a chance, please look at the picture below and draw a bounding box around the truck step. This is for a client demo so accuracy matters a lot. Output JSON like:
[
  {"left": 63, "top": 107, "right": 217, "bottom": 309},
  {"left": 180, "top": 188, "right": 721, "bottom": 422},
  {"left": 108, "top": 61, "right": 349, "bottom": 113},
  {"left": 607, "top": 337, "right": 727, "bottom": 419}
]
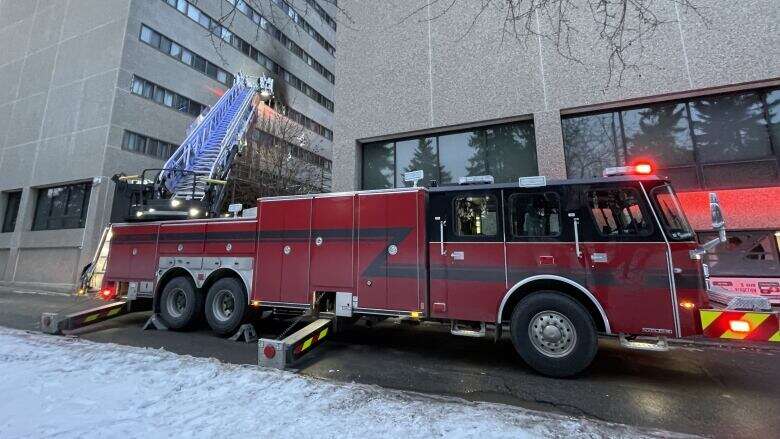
[
  {"left": 258, "top": 318, "right": 332, "bottom": 369},
  {"left": 618, "top": 334, "right": 669, "bottom": 352},
  {"left": 451, "top": 321, "right": 487, "bottom": 338}
]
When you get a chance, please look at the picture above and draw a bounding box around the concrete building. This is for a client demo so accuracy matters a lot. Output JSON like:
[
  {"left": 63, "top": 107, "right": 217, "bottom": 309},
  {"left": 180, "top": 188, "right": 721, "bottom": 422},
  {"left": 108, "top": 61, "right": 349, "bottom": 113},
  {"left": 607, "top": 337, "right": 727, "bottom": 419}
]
[
  {"left": 0, "top": 0, "right": 337, "bottom": 291},
  {"left": 333, "top": 1, "right": 780, "bottom": 286}
]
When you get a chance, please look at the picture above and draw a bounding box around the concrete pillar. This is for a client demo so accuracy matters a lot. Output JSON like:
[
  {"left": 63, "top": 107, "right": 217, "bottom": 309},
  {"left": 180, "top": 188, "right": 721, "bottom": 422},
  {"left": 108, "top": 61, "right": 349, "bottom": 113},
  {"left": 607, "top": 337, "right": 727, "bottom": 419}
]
[{"left": 533, "top": 110, "right": 568, "bottom": 179}]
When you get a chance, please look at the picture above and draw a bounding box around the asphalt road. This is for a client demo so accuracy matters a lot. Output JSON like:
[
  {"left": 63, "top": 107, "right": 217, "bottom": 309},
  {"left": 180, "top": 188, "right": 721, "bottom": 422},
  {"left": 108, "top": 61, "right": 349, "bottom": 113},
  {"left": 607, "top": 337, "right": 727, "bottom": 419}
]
[{"left": 2, "top": 287, "right": 779, "bottom": 438}]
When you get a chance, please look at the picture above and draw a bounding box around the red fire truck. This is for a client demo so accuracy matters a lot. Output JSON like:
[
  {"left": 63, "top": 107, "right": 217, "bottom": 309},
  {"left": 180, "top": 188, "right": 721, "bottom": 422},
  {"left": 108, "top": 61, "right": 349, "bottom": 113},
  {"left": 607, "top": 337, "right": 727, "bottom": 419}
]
[{"left": 42, "top": 166, "right": 780, "bottom": 377}]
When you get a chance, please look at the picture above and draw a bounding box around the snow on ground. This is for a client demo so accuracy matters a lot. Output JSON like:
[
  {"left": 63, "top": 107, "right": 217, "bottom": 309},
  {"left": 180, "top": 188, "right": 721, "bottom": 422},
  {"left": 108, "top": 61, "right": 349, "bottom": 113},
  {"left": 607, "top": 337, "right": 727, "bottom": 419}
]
[{"left": 0, "top": 327, "right": 689, "bottom": 439}]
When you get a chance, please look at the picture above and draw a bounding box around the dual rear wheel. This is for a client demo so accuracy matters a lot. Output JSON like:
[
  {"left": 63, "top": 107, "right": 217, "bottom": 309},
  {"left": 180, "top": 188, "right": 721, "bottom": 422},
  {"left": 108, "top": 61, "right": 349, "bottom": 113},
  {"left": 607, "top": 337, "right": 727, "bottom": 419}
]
[{"left": 159, "top": 276, "right": 247, "bottom": 336}]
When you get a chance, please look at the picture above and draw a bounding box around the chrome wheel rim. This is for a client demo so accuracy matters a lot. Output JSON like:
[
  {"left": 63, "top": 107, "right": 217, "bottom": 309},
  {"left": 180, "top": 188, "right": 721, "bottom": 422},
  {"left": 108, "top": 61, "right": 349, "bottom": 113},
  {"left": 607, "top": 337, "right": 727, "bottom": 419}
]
[
  {"left": 528, "top": 311, "right": 577, "bottom": 358},
  {"left": 212, "top": 289, "right": 235, "bottom": 322},
  {"left": 166, "top": 288, "right": 187, "bottom": 318}
]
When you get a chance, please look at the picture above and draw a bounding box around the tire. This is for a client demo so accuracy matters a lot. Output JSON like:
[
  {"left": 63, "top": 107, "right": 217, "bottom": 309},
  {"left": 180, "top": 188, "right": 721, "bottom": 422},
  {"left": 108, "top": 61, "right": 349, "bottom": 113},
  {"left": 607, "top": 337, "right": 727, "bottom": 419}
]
[
  {"left": 204, "top": 277, "right": 248, "bottom": 336},
  {"left": 510, "top": 291, "right": 598, "bottom": 378},
  {"left": 159, "top": 276, "right": 203, "bottom": 330}
]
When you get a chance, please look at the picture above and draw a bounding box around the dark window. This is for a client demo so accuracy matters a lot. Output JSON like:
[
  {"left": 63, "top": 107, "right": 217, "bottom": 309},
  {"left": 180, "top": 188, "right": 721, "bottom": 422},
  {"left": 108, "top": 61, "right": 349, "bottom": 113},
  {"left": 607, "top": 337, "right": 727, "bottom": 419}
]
[
  {"left": 562, "top": 87, "right": 780, "bottom": 191},
  {"left": 509, "top": 193, "right": 561, "bottom": 237},
  {"left": 32, "top": 183, "right": 92, "bottom": 231},
  {"left": 122, "top": 131, "right": 176, "bottom": 160},
  {"left": 650, "top": 184, "right": 694, "bottom": 241},
  {"left": 362, "top": 142, "right": 394, "bottom": 189},
  {"left": 361, "top": 121, "right": 537, "bottom": 189},
  {"left": 2, "top": 191, "right": 22, "bottom": 233},
  {"left": 587, "top": 189, "right": 652, "bottom": 237},
  {"left": 454, "top": 195, "right": 498, "bottom": 237},
  {"left": 562, "top": 112, "right": 623, "bottom": 179}
]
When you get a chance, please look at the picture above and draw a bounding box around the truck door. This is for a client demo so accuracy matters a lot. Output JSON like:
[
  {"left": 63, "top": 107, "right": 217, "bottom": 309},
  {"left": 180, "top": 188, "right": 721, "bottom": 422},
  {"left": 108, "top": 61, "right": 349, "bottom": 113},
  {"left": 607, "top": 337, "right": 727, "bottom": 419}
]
[
  {"left": 578, "top": 184, "right": 676, "bottom": 336},
  {"left": 428, "top": 188, "right": 506, "bottom": 322}
]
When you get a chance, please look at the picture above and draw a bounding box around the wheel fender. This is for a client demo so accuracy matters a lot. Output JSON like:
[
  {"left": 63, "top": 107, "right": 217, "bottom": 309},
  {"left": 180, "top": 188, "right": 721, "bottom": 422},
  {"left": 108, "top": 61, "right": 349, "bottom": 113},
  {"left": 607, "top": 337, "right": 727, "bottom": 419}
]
[{"left": 497, "top": 275, "right": 611, "bottom": 334}]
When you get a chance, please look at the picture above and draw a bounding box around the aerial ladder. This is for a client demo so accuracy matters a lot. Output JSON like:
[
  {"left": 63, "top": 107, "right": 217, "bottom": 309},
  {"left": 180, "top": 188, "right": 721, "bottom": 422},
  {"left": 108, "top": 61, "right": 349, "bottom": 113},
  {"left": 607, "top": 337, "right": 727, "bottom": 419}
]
[{"left": 124, "top": 73, "right": 259, "bottom": 220}]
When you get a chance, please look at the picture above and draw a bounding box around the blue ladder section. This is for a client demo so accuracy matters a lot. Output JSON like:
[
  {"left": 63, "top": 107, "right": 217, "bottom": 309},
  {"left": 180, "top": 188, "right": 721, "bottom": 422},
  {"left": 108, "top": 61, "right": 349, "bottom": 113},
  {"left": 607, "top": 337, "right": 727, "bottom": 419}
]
[{"left": 161, "top": 74, "right": 257, "bottom": 200}]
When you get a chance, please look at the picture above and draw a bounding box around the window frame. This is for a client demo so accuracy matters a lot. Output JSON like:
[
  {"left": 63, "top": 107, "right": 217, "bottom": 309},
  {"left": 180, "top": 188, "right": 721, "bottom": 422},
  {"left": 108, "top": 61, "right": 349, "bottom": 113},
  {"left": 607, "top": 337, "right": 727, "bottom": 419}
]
[
  {"left": 31, "top": 182, "right": 92, "bottom": 231},
  {"left": 507, "top": 191, "right": 563, "bottom": 240},
  {"left": 562, "top": 86, "right": 780, "bottom": 191},
  {"left": 2, "top": 190, "right": 22, "bottom": 233},
  {"left": 585, "top": 187, "right": 655, "bottom": 240},
  {"left": 450, "top": 192, "right": 502, "bottom": 241}
]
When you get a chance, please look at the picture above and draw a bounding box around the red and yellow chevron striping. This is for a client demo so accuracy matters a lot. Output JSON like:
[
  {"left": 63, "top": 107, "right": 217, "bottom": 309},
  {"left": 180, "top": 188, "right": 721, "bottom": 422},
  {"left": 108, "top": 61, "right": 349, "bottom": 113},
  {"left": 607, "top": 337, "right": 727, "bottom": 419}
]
[{"left": 700, "top": 309, "right": 780, "bottom": 342}]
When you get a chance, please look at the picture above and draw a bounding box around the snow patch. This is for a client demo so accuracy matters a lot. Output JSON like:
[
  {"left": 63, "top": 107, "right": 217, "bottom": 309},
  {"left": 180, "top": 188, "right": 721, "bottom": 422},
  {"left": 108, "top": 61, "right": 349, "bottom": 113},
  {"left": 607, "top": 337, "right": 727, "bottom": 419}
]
[{"left": 0, "top": 327, "right": 689, "bottom": 438}]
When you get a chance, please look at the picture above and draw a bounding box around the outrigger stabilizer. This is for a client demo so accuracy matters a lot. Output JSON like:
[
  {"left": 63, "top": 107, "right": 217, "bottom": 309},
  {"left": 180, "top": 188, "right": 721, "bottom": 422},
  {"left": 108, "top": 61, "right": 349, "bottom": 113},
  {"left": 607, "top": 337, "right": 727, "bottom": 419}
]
[{"left": 40, "top": 300, "right": 142, "bottom": 335}]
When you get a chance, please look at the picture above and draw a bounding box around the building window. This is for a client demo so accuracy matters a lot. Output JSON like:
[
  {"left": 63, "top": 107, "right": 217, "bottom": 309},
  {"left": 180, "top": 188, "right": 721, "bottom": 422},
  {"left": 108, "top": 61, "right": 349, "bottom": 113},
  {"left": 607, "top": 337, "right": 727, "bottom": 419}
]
[
  {"left": 139, "top": 25, "right": 234, "bottom": 87},
  {"left": 32, "top": 183, "right": 92, "bottom": 231},
  {"left": 2, "top": 191, "right": 22, "bottom": 233},
  {"left": 562, "top": 87, "right": 780, "bottom": 191},
  {"left": 122, "top": 131, "right": 177, "bottom": 160},
  {"left": 160, "top": 0, "right": 336, "bottom": 86},
  {"left": 361, "top": 121, "right": 538, "bottom": 189}
]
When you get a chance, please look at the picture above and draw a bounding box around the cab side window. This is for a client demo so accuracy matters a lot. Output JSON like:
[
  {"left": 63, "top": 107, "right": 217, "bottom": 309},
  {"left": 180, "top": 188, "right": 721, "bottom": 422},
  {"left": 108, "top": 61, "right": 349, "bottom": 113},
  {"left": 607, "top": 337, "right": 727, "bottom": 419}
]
[
  {"left": 509, "top": 193, "right": 561, "bottom": 237},
  {"left": 587, "top": 189, "right": 652, "bottom": 237},
  {"left": 453, "top": 195, "right": 497, "bottom": 237}
]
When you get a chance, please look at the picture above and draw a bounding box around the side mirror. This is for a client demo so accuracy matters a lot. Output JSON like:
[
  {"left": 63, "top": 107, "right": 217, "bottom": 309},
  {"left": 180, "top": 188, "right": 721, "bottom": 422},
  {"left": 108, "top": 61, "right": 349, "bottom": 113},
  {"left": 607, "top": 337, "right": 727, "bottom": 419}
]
[
  {"left": 709, "top": 193, "right": 725, "bottom": 230},
  {"left": 692, "top": 192, "right": 727, "bottom": 260}
]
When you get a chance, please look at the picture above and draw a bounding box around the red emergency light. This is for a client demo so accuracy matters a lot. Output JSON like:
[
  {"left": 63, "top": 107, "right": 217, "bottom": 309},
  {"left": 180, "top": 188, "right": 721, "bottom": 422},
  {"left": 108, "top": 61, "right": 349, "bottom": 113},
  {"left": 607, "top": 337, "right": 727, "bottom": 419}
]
[
  {"left": 603, "top": 162, "right": 655, "bottom": 177},
  {"left": 99, "top": 284, "right": 117, "bottom": 301}
]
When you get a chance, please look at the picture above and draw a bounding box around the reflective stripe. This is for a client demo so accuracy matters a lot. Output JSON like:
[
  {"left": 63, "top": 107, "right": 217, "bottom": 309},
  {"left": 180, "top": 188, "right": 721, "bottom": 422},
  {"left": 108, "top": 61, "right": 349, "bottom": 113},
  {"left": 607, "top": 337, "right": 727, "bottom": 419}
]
[{"left": 700, "top": 309, "right": 780, "bottom": 342}]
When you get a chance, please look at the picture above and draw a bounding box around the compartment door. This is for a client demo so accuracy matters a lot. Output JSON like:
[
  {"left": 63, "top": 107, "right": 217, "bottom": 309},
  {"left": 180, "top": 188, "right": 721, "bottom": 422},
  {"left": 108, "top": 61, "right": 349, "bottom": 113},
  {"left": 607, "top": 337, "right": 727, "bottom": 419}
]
[
  {"left": 105, "top": 224, "right": 159, "bottom": 281},
  {"left": 356, "top": 191, "right": 421, "bottom": 312},
  {"left": 309, "top": 195, "right": 354, "bottom": 290},
  {"left": 256, "top": 198, "right": 312, "bottom": 304}
]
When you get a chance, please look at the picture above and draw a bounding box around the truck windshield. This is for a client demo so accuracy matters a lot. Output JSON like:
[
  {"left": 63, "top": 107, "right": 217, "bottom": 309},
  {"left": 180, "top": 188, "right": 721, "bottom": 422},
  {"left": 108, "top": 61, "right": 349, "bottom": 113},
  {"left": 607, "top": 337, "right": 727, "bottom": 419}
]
[{"left": 651, "top": 184, "right": 693, "bottom": 241}]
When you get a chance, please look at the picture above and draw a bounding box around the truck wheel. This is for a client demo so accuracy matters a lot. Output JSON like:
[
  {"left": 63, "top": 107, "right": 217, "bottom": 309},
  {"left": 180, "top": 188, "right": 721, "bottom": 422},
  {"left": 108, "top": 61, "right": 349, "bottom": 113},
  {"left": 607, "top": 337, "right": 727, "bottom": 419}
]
[
  {"left": 159, "top": 277, "right": 203, "bottom": 330},
  {"left": 510, "top": 291, "right": 598, "bottom": 378},
  {"left": 204, "top": 278, "right": 248, "bottom": 336}
]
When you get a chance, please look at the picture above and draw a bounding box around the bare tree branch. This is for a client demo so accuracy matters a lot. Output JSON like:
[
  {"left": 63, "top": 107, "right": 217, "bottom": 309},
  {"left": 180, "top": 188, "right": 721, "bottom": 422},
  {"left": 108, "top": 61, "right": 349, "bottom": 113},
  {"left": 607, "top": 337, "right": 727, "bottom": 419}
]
[{"left": 400, "top": 0, "right": 708, "bottom": 87}]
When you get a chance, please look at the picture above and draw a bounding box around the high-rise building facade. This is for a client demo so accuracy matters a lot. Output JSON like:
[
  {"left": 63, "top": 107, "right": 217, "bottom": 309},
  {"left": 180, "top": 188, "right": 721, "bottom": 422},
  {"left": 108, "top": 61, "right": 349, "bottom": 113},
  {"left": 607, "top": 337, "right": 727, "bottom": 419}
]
[
  {"left": 0, "top": 0, "right": 336, "bottom": 291},
  {"left": 334, "top": 1, "right": 779, "bottom": 286}
]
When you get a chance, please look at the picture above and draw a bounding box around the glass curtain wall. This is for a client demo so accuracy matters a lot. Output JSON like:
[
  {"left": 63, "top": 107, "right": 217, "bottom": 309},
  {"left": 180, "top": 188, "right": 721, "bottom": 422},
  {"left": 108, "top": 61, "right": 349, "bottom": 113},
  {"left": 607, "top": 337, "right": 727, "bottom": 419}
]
[
  {"left": 562, "top": 87, "right": 780, "bottom": 190},
  {"left": 362, "top": 121, "right": 537, "bottom": 189}
]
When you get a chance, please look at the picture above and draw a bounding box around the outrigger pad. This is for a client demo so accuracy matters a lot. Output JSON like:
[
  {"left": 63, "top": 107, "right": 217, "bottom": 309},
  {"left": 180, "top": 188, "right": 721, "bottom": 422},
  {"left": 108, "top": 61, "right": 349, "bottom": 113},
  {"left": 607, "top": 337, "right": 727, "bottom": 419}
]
[
  {"left": 41, "top": 313, "right": 61, "bottom": 335},
  {"left": 229, "top": 324, "right": 258, "bottom": 343},
  {"left": 142, "top": 314, "right": 169, "bottom": 331}
]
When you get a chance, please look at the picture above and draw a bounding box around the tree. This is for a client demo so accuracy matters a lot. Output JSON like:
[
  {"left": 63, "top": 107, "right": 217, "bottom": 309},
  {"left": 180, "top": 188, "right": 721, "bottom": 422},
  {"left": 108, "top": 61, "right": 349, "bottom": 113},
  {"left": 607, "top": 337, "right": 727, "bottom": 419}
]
[
  {"left": 403, "top": 137, "right": 451, "bottom": 185},
  {"left": 465, "top": 125, "right": 537, "bottom": 181},
  {"left": 689, "top": 93, "right": 769, "bottom": 162},
  {"left": 224, "top": 96, "right": 331, "bottom": 208}
]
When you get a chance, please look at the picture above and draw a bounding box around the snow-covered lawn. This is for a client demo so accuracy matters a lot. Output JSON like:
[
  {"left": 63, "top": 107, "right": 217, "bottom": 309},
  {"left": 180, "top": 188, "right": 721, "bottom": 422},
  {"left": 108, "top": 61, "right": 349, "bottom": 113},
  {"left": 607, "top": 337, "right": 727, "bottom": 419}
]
[{"left": 0, "top": 327, "right": 687, "bottom": 438}]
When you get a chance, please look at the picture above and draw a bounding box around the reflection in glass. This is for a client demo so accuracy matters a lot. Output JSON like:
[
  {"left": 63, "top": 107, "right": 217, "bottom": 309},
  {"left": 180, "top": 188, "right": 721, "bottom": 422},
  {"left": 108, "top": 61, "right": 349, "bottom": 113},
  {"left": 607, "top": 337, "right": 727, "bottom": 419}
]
[
  {"left": 395, "top": 137, "right": 449, "bottom": 186},
  {"left": 622, "top": 103, "right": 694, "bottom": 166},
  {"left": 481, "top": 124, "right": 538, "bottom": 182},
  {"left": 690, "top": 92, "right": 772, "bottom": 163},
  {"left": 437, "top": 131, "right": 481, "bottom": 184},
  {"left": 362, "top": 142, "right": 394, "bottom": 189},
  {"left": 562, "top": 113, "right": 623, "bottom": 178},
  {"left": 767, "top": 89, "right": 780, "bottom": 152}
]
